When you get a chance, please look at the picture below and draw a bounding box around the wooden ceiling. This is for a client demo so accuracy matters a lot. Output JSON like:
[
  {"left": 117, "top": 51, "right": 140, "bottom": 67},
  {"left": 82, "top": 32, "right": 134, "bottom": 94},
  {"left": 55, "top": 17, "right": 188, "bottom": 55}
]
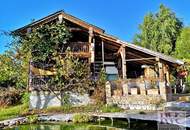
[{"left": 126, "top": 48, "right": 157, "bottom": 65}]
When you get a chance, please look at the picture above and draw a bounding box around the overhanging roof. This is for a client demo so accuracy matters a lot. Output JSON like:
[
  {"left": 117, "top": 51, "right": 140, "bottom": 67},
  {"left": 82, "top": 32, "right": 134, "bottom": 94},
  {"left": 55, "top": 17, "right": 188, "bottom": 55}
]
[
  {"left": 99, "top": 33, "right": 183, "bottom": 65},
  {"left": 98, "top": 33, "right": 183, "bottom": 65},
  {"left": 14, "top": 10, "right": 105, "bottom": 34},
  {"left": 13, "top": 10, "right": 184, "bottom": 66},
  {"left": 120, "top": 40, "right": 184, "bottom": 65}
]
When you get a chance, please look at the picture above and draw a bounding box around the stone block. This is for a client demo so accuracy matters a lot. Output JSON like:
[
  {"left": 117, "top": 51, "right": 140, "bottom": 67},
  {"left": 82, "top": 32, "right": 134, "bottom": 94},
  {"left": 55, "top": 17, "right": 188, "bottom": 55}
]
[
  {"left": 140, "top": 89, "right": 146, "bottom": 95},
  {"left": 159, "top": 82, "right": 166, "bottom": 94},
  {"left": 159, "top": 82, "right": 167, "bottom": 101},
  {"left": 178, "top": 96, "right": 190, "bottom": 102},
  {"left": 122, "top": 83, "right": 128, "bottom": 96},
  {"left": 105, "top": 81, "right": 111, "bottom": 98},
  {"left": 113, "top": 89, "right": 122, "bottom": 96},
  {"left": 131, "top": 88, "right": 138, "bottom": 95},
  {"left": 147, "top": 89, "right": 159, "bottom": 95},
  {"left": 139, "top": 83, "right": 146, "bottom": 95},
  {"left": 29, "top": 91, "right": 90, "bottom": 109}
]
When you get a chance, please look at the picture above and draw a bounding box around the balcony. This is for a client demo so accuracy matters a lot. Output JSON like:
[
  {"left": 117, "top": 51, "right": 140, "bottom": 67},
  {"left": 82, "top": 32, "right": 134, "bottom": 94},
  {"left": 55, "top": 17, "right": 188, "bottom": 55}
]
[{"left": 63, "top": 42, "right": 90, "bottom": 58}]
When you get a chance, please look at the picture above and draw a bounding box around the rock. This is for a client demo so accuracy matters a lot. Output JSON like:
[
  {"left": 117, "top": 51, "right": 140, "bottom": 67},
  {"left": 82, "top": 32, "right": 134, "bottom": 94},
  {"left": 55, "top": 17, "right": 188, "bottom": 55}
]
[
  {"left": 0, "top": 123, "right": 4, "bottom": 129},
  {"left": 9, "top": 120, "right": 16, "bottom": 126},
  {"left": 0, "top": 117, "right": 27, "bottom": 129},
  {"left": 38, "top": 114, "right": 74, "bottom": 122}
]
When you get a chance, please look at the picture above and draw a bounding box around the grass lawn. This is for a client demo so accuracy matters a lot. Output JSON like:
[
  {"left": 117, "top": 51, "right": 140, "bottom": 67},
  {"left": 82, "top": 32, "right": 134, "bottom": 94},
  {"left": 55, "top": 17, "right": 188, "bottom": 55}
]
[
  {"left": 0, "top": 104, "right": 28, "bottom": 121},
  {"left": 44, "top": 104, "right": 124, "bottom": 114},
  {"left": 0, "top": 104, "right": 124, "bottom": 121}
]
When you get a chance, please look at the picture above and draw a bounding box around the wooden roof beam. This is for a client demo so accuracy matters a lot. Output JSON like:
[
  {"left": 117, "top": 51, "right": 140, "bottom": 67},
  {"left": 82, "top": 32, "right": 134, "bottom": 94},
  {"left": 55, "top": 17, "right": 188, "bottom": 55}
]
[
  {"left": 125, "top": 57, "right": 156, "bottom": 62},
  {"left": 126, "top": 52, "right": 156, "bottom": 64}
]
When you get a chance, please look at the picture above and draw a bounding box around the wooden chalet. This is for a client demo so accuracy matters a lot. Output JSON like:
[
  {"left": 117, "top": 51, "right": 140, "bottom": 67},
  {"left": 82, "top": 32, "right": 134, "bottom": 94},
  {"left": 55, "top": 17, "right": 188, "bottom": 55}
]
[{"left": 14, "top": 10, "right": 184, "bottom": 90}]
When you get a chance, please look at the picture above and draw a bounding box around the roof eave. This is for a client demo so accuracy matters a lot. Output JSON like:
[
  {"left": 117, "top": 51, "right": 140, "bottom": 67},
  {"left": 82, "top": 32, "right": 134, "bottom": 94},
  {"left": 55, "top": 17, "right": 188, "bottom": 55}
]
[
  {"left": 120, "top": 40, "right": 184, "bottom": 65},
  {"left": 13, "top": 10, "right": 105, "bottom": 34}
]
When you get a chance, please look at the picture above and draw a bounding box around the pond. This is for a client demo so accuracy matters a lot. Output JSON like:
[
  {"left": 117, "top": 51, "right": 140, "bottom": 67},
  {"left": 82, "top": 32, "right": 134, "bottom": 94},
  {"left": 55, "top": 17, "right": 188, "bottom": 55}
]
[{"left": 5, "top": 120, "right": 157, "bottom": 130}]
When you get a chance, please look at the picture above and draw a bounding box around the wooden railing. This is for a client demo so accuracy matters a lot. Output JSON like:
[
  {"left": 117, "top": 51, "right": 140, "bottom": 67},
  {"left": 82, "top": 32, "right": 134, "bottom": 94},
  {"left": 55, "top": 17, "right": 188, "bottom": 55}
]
[{"left": 67, "top": 42, "right": 89, "bottom": 53}]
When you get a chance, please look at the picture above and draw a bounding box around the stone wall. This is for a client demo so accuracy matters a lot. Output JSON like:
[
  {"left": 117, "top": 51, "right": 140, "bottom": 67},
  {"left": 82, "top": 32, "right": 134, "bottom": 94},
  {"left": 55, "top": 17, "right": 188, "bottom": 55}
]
[
  {"left": 29, "top": 91, "right": 91, "bottom": 109},
  {"left": 107, "top": 95, "right": 163, "bottom": 110},
  {"left": 106, "top": 81, "right": 170, "bottom": 110}
]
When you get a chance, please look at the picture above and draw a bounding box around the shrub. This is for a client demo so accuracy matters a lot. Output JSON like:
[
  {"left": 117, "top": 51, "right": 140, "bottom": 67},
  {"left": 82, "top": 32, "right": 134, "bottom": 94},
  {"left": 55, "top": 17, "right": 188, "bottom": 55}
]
[
  {"left": 184, "top": 82, "right": 190, "bottom": 93},
  {"left": 91, "top": 87, "right": 106, "bottom": 105},
  {"left": 0, "top": 88, "right": 22, "bottom": 106},
  {"left": 139, "top": 111, "right": 146, "bottom": 114},
  {"left": 73, "top": 113, "right": 93, "bottom": 123},
  {"left": 91, "top": 68, "right": 106, "bottom": 105},
  {"left": 101, "top": 104, "right": 123, "bottom": 113},
  {"left": 45, "top": 104, "right": 100, "bottom": 114},
  {"left": 21, "top": 92, "right": 30, "bottom": 105},
  {"left": 27, "top": 115, "right": 38, "bottom": 123}
]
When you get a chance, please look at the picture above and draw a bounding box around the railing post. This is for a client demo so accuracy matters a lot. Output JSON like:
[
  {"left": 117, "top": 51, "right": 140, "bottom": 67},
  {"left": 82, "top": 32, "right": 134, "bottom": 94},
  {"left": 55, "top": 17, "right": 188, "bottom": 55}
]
[
  {"left": 159, "top": 82, "right": 167, "bottom": 101},
  {"left": 106, "top": 81, "right": 112, "bottom": 99},
  {"left": 122, "top": 81, "right": 128, "bottom": 96}
]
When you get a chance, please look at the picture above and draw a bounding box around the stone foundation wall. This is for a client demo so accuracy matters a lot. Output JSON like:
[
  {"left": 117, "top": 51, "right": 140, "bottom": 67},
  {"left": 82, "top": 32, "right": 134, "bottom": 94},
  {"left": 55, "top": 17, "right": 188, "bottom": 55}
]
[
  {"left": 106, "top": 81, "right": 169, "bottom": 110},
  {"left": 29, "top": 91, "right": 91, "bottom": 109},
  {"left": 107, "top": 95, "right": 163, "bottom": 110}
]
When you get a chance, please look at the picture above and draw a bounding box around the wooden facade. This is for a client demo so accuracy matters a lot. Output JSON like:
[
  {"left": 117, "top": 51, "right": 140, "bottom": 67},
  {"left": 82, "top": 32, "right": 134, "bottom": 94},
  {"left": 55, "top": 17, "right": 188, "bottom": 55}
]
[{"left": 14, "top": 10, "right": 184, "bottom": 90}]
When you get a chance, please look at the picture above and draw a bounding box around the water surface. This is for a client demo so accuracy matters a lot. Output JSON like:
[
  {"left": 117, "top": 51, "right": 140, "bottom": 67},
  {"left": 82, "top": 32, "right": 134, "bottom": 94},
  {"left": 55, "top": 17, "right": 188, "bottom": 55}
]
[{"left": 5, "top": 120, "right": 157, "bottom": 130}]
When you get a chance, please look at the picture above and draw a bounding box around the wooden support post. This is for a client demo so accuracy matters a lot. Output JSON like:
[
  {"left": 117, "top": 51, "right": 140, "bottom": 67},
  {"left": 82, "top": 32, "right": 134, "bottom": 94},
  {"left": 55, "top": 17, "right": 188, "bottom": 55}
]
[
  {"left": 163, "top": 64, "right": 170, "bottom": 85},
  {"left": 28, "top": 60, "right": 32, "bottom": 92},
  {"left": 120, "top": 45, "right": 126, "bottom": 79},
  {"left": 88, "top": 27, "right": 94, "bottom": 63},
  {"left": 88, "top": 27, "right": 95, "bottom": 77},
  {"left": 58, "top": 14, "right": 63, "bottom": 23},
  {"left": 127, "top": 118, "right": 130, "bottom": 128},
  {"left": 101, "top": 40, "right": 105, "bottom": 68},
  {"left": 156, "top": 57, "right": 164, "bottom": 81},
  {"left": 98, "top": 116, "right": 101, "bottom": 125},
  {"left": 111, "top": 117, "right": 113, "bottom": 126}
]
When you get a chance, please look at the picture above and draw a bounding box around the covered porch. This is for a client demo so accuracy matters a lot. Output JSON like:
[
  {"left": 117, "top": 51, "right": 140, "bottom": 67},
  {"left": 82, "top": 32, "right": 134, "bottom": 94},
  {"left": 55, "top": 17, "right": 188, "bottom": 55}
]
[{"left": 93, "top": 35, "right": 184, "bottom": 103}]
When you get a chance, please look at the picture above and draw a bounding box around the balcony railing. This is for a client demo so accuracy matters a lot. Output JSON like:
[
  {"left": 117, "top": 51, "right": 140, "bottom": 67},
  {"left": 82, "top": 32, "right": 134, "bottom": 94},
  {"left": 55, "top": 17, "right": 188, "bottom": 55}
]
[
  {"left": 61, "top": 42, "right": 90, "bottom": 57},
  {"left": 67, "top": 42, "right": 89, "bottom": 53}
]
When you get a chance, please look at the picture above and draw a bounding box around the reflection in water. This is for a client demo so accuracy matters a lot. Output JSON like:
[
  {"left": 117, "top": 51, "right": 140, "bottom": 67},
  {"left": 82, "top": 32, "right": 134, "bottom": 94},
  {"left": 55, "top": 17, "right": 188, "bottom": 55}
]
[
  {"left": 6, "top": 124, "right": 126, "bottom": 130},
  {"left": 5, "top": 120, "right": 157, "bottom": 130}
]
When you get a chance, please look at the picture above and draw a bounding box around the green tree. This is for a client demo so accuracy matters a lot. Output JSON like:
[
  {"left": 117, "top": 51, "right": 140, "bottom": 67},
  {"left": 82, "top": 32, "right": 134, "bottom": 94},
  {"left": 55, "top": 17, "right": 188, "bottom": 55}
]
[
  {"left": 14, "top": 22, "right": 92, "bottom": 104},
  {"left": 134, "top": 4, "right": 183, "bottom": 55},
  {"left": 0, "top": 29, "right": 32, "bottom": 88},
  {"left": 91, "top": 68, "right": 107, "bottom": 105},
  {"left": 3, "top": 22, "right": 71, "bottom": 89},
  {"left": 175, "top": 27, "right": 190, "bottom": 60},
  {"left": 174, "top": 27, "right": 190, "bottom": 89},
  {"left": 0, "top": 52, "right": 16, "bottom": 87},
  {"left": 46, "top": 49, "right": 92, "bottom": 105},
  {"left": 0, "top": 50, "right": 25, "bottom": 88},
  {"left": 17, "top": 22, "right": 71, "bottom": 62}
]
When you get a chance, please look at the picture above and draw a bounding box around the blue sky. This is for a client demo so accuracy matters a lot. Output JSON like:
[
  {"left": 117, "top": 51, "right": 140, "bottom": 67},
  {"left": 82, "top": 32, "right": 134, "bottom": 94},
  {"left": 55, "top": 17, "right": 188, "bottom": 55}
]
[{"left": 0, "top": 0, "right": 190, "bottom": 53}]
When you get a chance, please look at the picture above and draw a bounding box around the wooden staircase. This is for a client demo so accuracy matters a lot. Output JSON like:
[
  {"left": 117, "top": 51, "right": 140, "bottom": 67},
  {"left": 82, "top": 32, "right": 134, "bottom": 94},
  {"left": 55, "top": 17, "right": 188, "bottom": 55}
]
[{"left": 92, "top": 61, "right": 104, "bottom": 78}]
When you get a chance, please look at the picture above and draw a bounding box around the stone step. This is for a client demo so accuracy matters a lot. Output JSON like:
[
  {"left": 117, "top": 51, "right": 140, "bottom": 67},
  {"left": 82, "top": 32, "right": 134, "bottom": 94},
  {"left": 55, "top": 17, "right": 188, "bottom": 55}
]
[
  {"left": 165, "top": 101, "right": 190, "bottom": 111},
  {"left": 178, "top": 96, "right": 190, "bottom": 102},
  {"left": 164, "top": 107, "right": 189, "bottom": 111}
]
